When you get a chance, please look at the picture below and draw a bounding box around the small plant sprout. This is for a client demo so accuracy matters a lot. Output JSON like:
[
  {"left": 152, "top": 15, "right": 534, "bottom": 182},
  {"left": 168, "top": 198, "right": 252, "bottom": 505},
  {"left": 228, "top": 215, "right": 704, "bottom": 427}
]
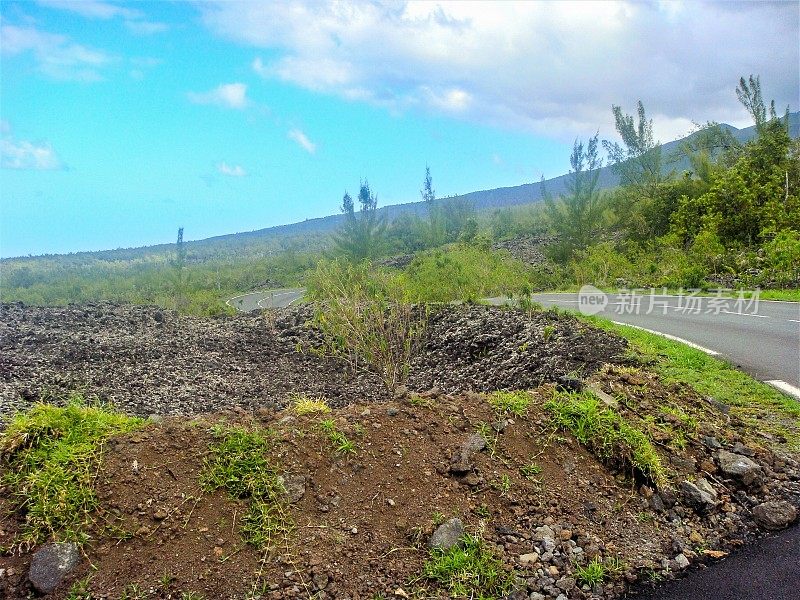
[
  {"left": 291, "top": 394, "right": 331, "bottom": 415},
  {"left": 319, "top": 419, "right": 356, "bottom": 455},
  {"left": 575, "top": 557, "right": 606, "bottom": 586},
  {"left": 520, "top": 462, "right": 542, "bottom": 479}
]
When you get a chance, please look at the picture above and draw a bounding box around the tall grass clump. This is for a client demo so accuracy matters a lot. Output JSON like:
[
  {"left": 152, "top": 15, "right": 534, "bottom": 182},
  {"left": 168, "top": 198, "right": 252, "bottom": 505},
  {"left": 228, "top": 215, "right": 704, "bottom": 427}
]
[
  {"left": 0, "top": 397, "right": 143, "bottom": 548},
  {"left": 545, "top": 390, "right": 665, "bottom": 485},
  {"left": 306, "top": 259, "right": 427, "bottom": 391}
]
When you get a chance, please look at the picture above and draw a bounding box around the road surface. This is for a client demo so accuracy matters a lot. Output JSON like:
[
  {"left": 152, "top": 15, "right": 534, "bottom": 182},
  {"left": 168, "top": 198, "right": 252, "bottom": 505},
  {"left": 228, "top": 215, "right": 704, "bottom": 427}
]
[
  {"left": 628, "top": 525, "right": 799, "bottom": 600},
  {"left": 226, "top": 288, "right": 305, "bottom": 312},
  {"left": 529, "top": 292, "right": 800, "bottom": 398}
]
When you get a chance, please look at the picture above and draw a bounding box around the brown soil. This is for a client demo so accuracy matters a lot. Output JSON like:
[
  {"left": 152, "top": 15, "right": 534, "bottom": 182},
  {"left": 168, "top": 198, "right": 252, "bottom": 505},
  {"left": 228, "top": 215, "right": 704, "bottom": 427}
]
[{"left": 1, "top": 370, "right": 798, "bottom": 600}]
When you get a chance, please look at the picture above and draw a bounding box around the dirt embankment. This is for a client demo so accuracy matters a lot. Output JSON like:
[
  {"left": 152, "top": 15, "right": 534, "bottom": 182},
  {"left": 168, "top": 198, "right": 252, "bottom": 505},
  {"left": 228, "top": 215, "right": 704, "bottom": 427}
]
[{"left": 0, "top": 302, "right": 798, "bottom": 599}]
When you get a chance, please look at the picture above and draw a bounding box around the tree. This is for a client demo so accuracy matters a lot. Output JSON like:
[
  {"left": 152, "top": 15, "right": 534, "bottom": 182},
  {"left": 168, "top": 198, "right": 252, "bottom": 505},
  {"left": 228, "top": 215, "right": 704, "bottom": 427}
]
[
  {"left": 171, "top": 227, "right": 187, "bottom": 310},
  {"left": 736, "top": 74, "right": 786, "bottom": 134},
  {"left": 421, "top": 165, "right": 444, "bottom": 247},
  {"left": 544, "top": 133, "right": 605, "bottom": 260},
  {"left": 603, "top": 100, "right": 667, "bottom": 196},
  {"left": 332, "top": 179, "right": 387, "bottom": 262}
]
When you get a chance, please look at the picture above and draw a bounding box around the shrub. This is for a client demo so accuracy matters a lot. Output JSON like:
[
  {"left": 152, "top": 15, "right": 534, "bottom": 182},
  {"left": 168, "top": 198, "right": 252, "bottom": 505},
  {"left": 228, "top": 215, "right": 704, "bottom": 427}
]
[{"left": 306, "top": 259, "right": 427, "bottom": 391}]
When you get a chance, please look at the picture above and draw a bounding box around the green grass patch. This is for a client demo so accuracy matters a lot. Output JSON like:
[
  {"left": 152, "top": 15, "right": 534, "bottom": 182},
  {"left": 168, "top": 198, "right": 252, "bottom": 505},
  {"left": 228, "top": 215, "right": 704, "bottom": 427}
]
[
  {"left": 318, "top": 419, "right": 357, "bottom": 455},
  {"left": 418, "top": 534, "right": 514, "bottom": 598},
  {"left": 545, "top": 390, "right": 666, "bottom": 486},
  {"left": 0, "top": 398, "right": 143, "bottom": 548},
  {"left": 290, "top": 393, "right": 331, "bottom": 416},
  {"left": 583, "top": 315, "right": 800, "bottom": 449},
  {"left": 199, "top": 425, "right": 293, "bottom": 551},
  {"left": 487, "top": 390, "right": 533, "bottom": 416}
]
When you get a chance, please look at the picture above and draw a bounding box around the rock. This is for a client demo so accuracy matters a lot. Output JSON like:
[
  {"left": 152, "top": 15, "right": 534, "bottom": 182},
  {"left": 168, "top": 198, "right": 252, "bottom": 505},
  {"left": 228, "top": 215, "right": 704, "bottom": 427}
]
[
  {"left": 28, "top": 542, "right": 81, "bottom": 594},
  {"left": 556, "top": 576, "right": 576, "bottom": 592},
  {"left": 716, "top": 450, "right": 763, "bottom": 486},
  {"left": 674, "top": 554, "right": 690, "bottom": 570},
  {"left": 386, "top": 407, "right": 400, "bottom": 417},
  {"left": 752, "top": 501, "right": 798, "bottom": 531},
  {"left": 278, "top": 474, "right": 307, "bottom": 504},
  {"left": 519, "top": 552, "right": 539, "bottom": 564},
  {"left": 392, "top": 385, "right": 408, "bottom": 399},
  {"left": 312, "top": 572, "right": 330, "bottom": 590},
  {"left": 681, "top": 478, "right": 717, "bottom": 512},
  {"left": 529, "top": 593, "right": 546, "bottom": 600},
  {"left": 449, "top": 434, "right": 486, "bottom": 473},
  {"left": 428, "top": 518, "right": 465, "bottom": 550},
  {"left": 533, "top": 525, "right": 555, "bottom": 541}
]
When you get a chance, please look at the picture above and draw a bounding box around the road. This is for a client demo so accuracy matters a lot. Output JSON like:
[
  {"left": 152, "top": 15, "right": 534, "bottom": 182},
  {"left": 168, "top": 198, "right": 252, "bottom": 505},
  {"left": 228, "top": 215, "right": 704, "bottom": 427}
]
[
  {"left": 628, "top": 525, "right": 800, "bottom": 600},
  {"left": 529, "top": 292, "right": 800, "bottom": 398},
  {"left": 226, "top": 288, "right": 305, "bottom": 312}
]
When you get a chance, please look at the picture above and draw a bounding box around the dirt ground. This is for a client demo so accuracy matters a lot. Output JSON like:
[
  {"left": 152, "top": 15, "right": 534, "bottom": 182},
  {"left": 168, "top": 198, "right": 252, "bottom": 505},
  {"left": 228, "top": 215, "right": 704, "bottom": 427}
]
[{"left": 0, "top": 302, "right": 798, "bottom": 599}]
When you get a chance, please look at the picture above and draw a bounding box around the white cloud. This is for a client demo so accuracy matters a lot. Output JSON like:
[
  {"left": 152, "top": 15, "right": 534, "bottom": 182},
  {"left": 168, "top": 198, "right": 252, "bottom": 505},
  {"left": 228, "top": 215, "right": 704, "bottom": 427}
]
[
  {"left": 125, "top": 20, "right": 169, "bottom": 36},
  {"left": 188, "top": 83, "right": 249, "bottom": 109},
  {"left": 287, "top": 129, "right": 316, "bottom": 154},
  {"left": 1, "top": 127, "right": 64, "bottom": 171},
  {"left": 1, "top": 23, "right": 112, "bottom": 81},
  {"left": 200, "top": 0, "right": 799, "bottom": 141},
  {"left": 217, "top": 162, "right": 246, "bottom": 177}
]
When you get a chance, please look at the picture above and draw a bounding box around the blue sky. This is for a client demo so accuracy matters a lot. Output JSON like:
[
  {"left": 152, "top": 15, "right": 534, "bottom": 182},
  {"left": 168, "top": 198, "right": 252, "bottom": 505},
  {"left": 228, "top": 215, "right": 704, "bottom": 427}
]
[{"left": 1, "top": 1, "right": 798, "bottom": 258}]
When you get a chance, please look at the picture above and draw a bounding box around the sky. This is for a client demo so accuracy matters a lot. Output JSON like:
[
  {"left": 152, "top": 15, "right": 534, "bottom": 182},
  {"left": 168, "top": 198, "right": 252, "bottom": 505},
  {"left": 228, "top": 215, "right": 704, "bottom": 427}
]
[{"left": 1, "top": 1, "right": 798, "bottom": 258}]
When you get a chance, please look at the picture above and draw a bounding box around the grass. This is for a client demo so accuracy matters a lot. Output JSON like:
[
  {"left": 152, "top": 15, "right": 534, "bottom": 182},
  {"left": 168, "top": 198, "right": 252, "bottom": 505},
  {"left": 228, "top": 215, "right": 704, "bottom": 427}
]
[
  {"left": 545, "top": 390, "right": 666, "bottom": 486},
  {"left": 418, "top": 534, "right": 514, "bottom": 598},
  {"left": 319, "top": 419, "right": 357, "bottom": 455},
  {"left": 519, "top": 462, "right": 542, "bottom": 479},
  {"left": 199, "top": 425, "right": 293, "bottom": 551},
  {"left": 487, "top": 390, "right": 533, "bottom": 416},
  {"left": 582, "top": 315, "right": 800, "bottom": 449},
  {"left": 290, "top": 393, "right": 331, "bottom": 416},
  {"left": 0, "top": 397, "right": 143, "bottom": 549},
  {"left": 574, "top": 557, "right": 606, "bottom": 586}
]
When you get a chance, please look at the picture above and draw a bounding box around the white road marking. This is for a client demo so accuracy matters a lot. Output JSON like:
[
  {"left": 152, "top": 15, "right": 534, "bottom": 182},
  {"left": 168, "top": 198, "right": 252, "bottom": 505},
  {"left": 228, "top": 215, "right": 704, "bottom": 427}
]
[
  {"left": 765, "top": 380, "right": 800, "bottom": 401},
  {"left": 611, "top": 321, "right": 720, "bottom": 355},
  {"left": 788, "top": 319, "right": 800, "bottom": 323},
  {"left": 720, "top": 310, "right": 769, "bottom": 318}
]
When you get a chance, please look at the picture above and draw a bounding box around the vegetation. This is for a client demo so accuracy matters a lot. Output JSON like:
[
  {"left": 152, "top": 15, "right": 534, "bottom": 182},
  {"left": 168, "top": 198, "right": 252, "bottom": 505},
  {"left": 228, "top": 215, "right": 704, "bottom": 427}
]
[
  {"left": 0, "top": 398, "right": 143, "bottom": 548},
  {"left": 487, "top": 390, "right": 533, "bottom": 416},
  {"left": 306, "top": 259, "right": 427, "bottom": 390},
  {"left": 333, "top": 180, "right": 387, "bottom": 262},
  {"left": 199, "top": 425, "right": 293, "bottom": 551},
  {"left": 585, "top": 316, "right": 800, "bottom": 449},
  {"left": 319, "top": 419, "right": 356, "bottom": 455},
  {"left": 418, "top": 534, "right": 514, "bottom": 598},
  {"left": 545, "top": 390, "right": 666, "bottom": 485},
  {"left": 290, "top": 394, "right": 331, "bottom": 416}
]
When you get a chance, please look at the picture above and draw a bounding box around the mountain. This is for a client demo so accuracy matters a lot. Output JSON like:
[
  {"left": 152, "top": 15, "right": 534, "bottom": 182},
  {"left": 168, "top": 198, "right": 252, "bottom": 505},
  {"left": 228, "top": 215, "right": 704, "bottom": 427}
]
[{"left": 3, "top": 113, "right": 797, "bottom": 263}]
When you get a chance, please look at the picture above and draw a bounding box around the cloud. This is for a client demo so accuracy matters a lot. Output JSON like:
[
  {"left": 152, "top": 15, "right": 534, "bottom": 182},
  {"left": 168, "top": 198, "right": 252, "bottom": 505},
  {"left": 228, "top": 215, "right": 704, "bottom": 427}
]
[
  {"left": 125, "top": 20, "right": 170, "bottom": 35},
  {"left": 217, "top": 162, "right": 247, "bottom": 177},
  {"left": 1, "top": 23, "right": 113, "bottom": 81},
  {"left": 200, "top": 1, "right": 799, "bottom": 142},
  {"left": 188, "top": 83, "right": 249, "bottom": 109},
  {"left": 1, "top": 126, "right": 64, "bottom": 170},
  {"left": 288, "top": 129, "right": 316, "bottom": 154}
]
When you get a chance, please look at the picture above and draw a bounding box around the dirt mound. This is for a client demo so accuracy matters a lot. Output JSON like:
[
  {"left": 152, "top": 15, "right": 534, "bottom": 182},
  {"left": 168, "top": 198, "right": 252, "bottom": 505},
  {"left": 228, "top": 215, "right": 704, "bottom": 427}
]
[
  {"left": 1, "top": 374, "right": 798, "bottom": 600},
  {"left": 0, "top": 302, "right": 624, "bottom": 419},
  {"left": 492, "top": 235, "right": 557, "bottom": 267}
]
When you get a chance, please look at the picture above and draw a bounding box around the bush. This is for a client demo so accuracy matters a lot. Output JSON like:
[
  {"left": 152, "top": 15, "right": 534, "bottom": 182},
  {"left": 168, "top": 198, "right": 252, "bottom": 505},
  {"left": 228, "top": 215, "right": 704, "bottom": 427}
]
[
  {"left": 571, "top": 243, "right": 634, "bottom": 287},
  {"left": 306, "top": 259, "right": 427, "bottom": 391},
  {"left": 762, "top": 230, "right": 800, "bottom": 287}
]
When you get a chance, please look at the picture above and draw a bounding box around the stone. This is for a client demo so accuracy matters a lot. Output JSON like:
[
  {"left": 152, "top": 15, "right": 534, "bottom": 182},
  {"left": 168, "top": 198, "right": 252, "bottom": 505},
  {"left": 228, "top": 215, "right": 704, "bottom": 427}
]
[
  {"left": 449, "top": 434, "right": 486, "bottom": 473},
  {"left": 278, "top": 474, "right": 307, "bottom": 504},
  {"left": 386, "top": 407, "right": 400, "bottom": 417},
  {"left": 681, "top": 478, "right": 717, "bottom": 512},
  {"left": 752, "top": 501, "right": 798, "bottom": 531},
  {"left": 519, "top": 552, "right": 539, "bottom": 564},
  {"left": 428, "top": 518, "right": 465, "bottom": 550},
  {"left": 312, "top": 572, "right": 330, "bottom": 590},
  {"left": 717, "top": 450, "right": 763, "bottom": 486},
  {"left": 556, "top": 576, "right": 576, "bottom": 592},
  {"left": 673, "top": 554, "right": 690, "bottom": 569},
  {"left": 28, "top": 542, "right": 81, "bottom": 594},
  {"left": 532, "top": 525, "right": 555, "bottom": 541}
]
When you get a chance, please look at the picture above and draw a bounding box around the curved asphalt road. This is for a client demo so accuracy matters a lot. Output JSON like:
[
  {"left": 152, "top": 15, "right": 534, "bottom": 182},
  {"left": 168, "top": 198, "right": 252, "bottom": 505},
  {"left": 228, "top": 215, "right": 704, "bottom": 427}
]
[{"left": 226, "top": 288, "right": 305, "bottom": 312}]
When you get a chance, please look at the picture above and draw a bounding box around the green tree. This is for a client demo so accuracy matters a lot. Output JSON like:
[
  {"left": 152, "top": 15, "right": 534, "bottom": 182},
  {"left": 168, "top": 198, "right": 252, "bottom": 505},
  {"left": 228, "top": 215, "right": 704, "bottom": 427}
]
[
  {"left": 332, "top": 180, "right": 387, "bottom": 262},
  {"left": 421, "top": 165, "right": 444, "bottom": 247},
  {"left": 171, "top": 227, "right": 187, "bottom": 310},
  {"left": 544, "top": 134, "right": 605, "bottom": 260},
  {"left": 603, "top": 100, "right": 667, "bottom": 196}
]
